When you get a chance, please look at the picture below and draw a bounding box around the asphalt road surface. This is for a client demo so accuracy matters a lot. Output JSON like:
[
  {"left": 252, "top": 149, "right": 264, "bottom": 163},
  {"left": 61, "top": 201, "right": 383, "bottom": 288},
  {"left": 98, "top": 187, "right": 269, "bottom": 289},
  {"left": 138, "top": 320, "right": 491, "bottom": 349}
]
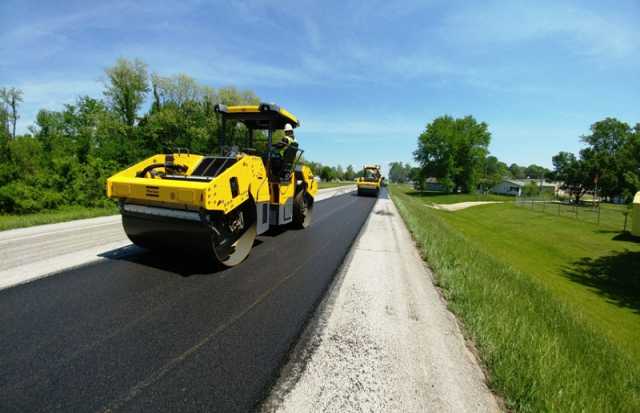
[{"left": 0, "top": 192, "right": 376, "bottom": 412}]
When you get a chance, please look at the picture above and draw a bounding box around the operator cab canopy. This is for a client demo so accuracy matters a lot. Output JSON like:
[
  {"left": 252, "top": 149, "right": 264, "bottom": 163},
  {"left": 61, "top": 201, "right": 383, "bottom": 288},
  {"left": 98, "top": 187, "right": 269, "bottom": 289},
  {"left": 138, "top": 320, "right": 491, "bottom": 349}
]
[
  {"left": 214, "top": 102, "right": 299, "bottom": 130},
  {"left": 363, "top": 165, "right": 381, "bottom": 178}
]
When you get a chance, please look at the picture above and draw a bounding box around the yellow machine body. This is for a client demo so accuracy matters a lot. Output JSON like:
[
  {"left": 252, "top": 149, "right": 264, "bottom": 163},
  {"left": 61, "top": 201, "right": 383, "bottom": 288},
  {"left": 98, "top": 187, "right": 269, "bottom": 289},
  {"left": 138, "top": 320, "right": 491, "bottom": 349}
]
[
  {"left": 106, "top": 103, "right": 317, "bottom": 266},
  {"left": 108, "top": 153, "right": 272, "bottom": 213},
  {"left": 356, "top": 164, "right": 383, "bottom": 196}
]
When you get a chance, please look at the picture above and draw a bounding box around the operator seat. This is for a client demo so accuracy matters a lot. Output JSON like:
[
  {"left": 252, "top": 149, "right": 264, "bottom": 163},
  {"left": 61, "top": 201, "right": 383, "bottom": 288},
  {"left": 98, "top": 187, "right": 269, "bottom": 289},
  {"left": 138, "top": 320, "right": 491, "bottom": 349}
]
[
  {"left": 279, "top": 143, "right": 299, "bottom": 182},
  {"left": 263, "top": 141, "right": 299, "bottom": 182}
]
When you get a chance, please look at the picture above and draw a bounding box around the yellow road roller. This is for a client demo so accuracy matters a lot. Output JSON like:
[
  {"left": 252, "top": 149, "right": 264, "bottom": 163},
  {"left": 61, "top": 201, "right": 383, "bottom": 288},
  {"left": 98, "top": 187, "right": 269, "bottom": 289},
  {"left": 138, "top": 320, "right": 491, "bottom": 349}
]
[
  {"left": 106, "top": 103, "right": 317, "bottom": 266},
  {"left": 356, "top": 165, "right": 383, "bottom": 196}
]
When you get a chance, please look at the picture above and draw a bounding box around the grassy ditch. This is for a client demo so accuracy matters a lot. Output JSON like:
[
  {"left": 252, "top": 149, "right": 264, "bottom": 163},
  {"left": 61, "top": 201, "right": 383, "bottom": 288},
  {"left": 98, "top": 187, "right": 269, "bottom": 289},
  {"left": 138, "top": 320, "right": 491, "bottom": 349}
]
[
  {"left": 0, "top": 205, "right": 118, "bottom": 231},
  {"left": 389, "top": 184, "right": 640, "bottom": 412}
]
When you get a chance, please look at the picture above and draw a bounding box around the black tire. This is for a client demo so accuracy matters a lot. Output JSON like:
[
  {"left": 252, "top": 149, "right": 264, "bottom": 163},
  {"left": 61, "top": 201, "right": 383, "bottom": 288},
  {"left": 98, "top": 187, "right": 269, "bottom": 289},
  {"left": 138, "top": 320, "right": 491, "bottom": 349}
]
[{"left": 293, "top": 190, "right": 313, "bottom": 228}]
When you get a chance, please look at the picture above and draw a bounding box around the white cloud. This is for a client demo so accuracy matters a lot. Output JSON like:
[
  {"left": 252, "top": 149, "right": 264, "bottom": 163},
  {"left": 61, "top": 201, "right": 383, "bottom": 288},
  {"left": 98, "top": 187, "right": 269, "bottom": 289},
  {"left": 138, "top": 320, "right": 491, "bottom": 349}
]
[{"left": 444, "top": 2, "right": 640, "bottom": 59}]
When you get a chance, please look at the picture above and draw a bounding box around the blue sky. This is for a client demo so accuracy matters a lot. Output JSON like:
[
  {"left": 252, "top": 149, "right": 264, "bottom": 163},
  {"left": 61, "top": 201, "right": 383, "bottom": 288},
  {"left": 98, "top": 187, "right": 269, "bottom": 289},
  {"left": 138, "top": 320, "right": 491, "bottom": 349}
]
[{"left": 1, "top": 0, "right": 639, "bottom": 172}]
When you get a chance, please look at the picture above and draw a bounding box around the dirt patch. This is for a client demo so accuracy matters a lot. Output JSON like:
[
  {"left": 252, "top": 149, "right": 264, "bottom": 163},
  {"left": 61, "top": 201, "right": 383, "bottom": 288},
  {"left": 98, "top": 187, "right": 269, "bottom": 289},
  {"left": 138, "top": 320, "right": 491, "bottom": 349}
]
[{"left": 427, "top": 201, "right": 503, "bottom": 212}]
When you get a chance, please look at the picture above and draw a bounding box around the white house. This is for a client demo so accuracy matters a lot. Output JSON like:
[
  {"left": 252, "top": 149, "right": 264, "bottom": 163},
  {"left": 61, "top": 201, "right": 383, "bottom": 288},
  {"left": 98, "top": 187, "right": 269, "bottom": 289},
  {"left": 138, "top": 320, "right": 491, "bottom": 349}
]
[{"left": 491, "top": 179, "right": 558, "bottom": 196}]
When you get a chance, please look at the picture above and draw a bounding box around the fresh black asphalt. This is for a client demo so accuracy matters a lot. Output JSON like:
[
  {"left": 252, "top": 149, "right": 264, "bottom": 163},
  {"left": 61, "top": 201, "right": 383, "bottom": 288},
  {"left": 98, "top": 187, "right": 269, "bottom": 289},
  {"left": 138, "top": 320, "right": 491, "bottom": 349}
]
[{"left": 0, "top": 192, "right": 377, "bottom": 412}]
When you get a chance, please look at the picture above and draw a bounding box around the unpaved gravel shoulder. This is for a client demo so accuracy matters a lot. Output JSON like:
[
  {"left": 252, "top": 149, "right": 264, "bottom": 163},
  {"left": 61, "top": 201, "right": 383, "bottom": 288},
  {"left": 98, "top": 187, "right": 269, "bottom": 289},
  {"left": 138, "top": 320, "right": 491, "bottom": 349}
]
[{"left": 262, "top": 194, "right": 500, "bottom": 413}]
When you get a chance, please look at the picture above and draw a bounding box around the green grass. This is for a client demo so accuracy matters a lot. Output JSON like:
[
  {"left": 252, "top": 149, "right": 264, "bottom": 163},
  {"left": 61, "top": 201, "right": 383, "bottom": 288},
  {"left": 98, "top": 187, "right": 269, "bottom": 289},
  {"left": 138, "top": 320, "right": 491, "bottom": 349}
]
[
  {"left": 0, "top": 205, "right": 119, "bottom": 231},
  {"left": 317, "top": 180, "right": 354, "bottom": 189},
  {"left": 517, "top": 199, "right": 631, "bottom": 231},
  {"left": 389, "top": 184, "right": 640, "bottom": 412}
]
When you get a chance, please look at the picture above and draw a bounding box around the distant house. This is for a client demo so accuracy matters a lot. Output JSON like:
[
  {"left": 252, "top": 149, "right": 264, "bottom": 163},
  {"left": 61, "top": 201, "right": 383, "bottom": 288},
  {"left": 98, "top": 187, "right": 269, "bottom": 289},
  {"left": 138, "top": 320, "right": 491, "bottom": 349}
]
[
  {"left": 415, "top": 177, "right": 448, "bottom": 192},
  {"left": 491, "top": 179, "right": 558, "bottom": 196}
]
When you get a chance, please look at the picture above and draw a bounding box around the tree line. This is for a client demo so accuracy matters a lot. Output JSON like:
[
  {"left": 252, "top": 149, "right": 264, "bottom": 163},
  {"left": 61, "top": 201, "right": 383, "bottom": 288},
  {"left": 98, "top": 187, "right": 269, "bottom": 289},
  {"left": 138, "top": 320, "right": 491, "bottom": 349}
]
[
  {"left": 0, "top": 58, "right": 311, "bottom": 214},
  {"left": 387, "top": 159, "right": 551, "bottom": 187},
  {"left": 388, "top": 115, "right": 552, "bottom": 189},
  {"left": 552, "top": 118, "right": 640, "bottom": 202},
  {"left": 305, "top": 162, "right": 365, "bottom": 182},
  {"left": 404, "top": 115, "right": 639, "bottom": 202}
]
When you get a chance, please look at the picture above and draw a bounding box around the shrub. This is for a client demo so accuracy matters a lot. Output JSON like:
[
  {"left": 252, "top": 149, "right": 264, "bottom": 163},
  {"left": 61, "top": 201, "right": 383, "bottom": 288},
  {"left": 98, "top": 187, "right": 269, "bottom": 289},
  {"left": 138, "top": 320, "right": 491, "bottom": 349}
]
[{"left": 0, "top": 182, "right": 63, "bottom": 214}]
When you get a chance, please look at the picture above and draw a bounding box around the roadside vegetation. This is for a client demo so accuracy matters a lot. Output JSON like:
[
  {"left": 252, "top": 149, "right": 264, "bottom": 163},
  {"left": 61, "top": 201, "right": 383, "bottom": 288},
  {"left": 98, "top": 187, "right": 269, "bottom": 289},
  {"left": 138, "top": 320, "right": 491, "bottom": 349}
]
[
  {"left": 0, "top": 57, "right": 356, "bottom": 230},
  {"left": 0, "top": 58, "right": 264, "bottom": 219},
  {"left": 389, "top": 115, "right": 639, "bottom": 208},
  {"left": 390, "top": 184, "right": 640, "bottom": 412}
]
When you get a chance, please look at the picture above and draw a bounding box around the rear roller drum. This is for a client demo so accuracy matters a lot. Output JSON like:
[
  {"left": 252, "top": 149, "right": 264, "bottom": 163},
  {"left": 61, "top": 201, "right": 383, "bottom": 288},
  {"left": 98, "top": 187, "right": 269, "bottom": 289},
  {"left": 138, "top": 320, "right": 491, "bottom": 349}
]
[
  {"left": 211, "top": 203, "right": 257, "bottom": 267},
  {"left": 293, "top": 190, "right": 313, "bottom": 228}
]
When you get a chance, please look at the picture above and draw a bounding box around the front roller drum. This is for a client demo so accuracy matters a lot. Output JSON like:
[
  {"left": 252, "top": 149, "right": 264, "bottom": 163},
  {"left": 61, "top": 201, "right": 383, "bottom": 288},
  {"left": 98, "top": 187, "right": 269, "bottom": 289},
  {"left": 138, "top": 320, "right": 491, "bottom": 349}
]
[
  {"left": 122, "top": 213, "right": 213, "bottom": 255},
  {"left": 121, "top": 203, "right": 257, "bottom": 267}
]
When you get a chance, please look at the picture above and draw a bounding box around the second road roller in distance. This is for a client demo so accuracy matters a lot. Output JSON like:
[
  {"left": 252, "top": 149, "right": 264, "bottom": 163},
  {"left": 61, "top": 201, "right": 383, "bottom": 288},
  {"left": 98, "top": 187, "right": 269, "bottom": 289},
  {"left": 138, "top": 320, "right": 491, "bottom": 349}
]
[
  {"left": 356, "top": 165, "right": 383, "bottom": 196},
  {"left": 106, "top": 103, "right": 317, "bottom": 267}
]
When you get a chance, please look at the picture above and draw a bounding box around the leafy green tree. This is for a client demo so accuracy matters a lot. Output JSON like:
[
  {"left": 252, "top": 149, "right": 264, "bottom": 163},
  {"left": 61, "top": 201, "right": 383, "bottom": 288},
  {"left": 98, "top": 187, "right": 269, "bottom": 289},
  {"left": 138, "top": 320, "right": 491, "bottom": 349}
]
[
  {"left": 479, "top": 156, "right": 509, "bottom": 191},
  {"left": 0, "top": 57, "right": 317, "bottom": 215},
  {"left": 0, "top": 105, "right": 10, "bottom": 163},
  {"left": 552, "top": 151, "right": 593, "bottom": 203},
  {"left": 344, "top": 164, "right": 356, "bottom": 181},
  {"left": 414, "top": 115, "right": 491, "bottom": 193},
  {"left": 522, "top": 181, "right": 541, "bottom": 197},
  {"left": 524, "top": 164, "right": 550, "bottom": 180},
  {"left": 0, "top": 103, "right": 10, "bottom": 138},
  {"left": 620, "top": 123, "right": 640, "bottom": 199},
  {"left": 509, "top": 163, "right": 526, "bottom": 179},
  {"left": 388, "top": 162, "right": 408, "bottom": 183},
  {"left": 305, "top": 161, "right": 323, "bottom": 176},
  {"left": 103, "top": 58, "right": 149, "bottom": 127},
  {"left": 580, "top": 118, "right": 633, "bottom": 200},
  {"left": 409, "top": 166, "right": 421, "bottom": 182},
  {"left": 320, "top": 165, "right": 336, "bottom": 182},
  {"left": 151, "top": 73, "right": 203, "bottom": 107},
  {"left": 0, "top": 87, "right": 23, "bottom": 139},
  {"left": 218, "top": 86, "right": 259, "bottom": 106}
]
